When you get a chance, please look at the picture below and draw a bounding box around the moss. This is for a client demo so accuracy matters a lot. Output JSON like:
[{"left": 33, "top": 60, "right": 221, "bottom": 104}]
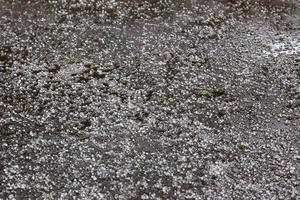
[
  {"left": 159, "top": 96, "right": 168, "bottom": 104},
  {"left": 238, "top": 143, "right": 246, "bottom": 151},
  {"left": 89, "top": 53, "right": 97, "bottom": 59},
  {"left": 0, "top": 125, "right": 11, "bottom": 137},
  {"left": 213, "top": 12, "right": 220, "bottom": 18},
  {"left": 195, "top": 88, "right": 211, "bottom": 97},
  {"left": 258, "top": 42, "right": 268, "bottom": 49}
]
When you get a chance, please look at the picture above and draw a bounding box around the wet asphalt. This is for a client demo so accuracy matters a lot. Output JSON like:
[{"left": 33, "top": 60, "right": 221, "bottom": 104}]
[{"left": 0, "top": 0, "right": 300, "bottom": 199}]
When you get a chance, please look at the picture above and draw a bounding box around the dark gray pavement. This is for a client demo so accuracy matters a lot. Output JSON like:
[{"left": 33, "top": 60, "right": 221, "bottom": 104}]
[{"left": 1, "top": 0, "right": 300, "bottom": 199}]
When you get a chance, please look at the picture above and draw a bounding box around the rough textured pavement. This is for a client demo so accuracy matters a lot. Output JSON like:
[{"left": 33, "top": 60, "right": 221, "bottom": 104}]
[{"left": 1, "top": 0, "right": 300, "bottom": 199}]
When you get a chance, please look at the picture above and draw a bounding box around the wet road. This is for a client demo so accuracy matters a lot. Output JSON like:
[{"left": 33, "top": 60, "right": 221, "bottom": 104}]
[{"left": 1, "top": 0, "right": 300, "bottom": 199}]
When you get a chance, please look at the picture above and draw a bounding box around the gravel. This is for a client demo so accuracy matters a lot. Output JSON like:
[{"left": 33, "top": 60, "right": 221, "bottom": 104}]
[{"left": 1, "top": 0, "right": 300, "bottom": 199}]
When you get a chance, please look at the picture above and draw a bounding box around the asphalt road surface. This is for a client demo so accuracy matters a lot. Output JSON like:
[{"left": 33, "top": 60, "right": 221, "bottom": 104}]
[{"left": 1, "top": 0, "right": 300, "bottom": 199}]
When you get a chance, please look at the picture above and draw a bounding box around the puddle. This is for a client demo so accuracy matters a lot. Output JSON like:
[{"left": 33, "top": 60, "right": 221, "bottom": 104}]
[{"left": 263, "top": 37, "right": 300, "bottom": 57}]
